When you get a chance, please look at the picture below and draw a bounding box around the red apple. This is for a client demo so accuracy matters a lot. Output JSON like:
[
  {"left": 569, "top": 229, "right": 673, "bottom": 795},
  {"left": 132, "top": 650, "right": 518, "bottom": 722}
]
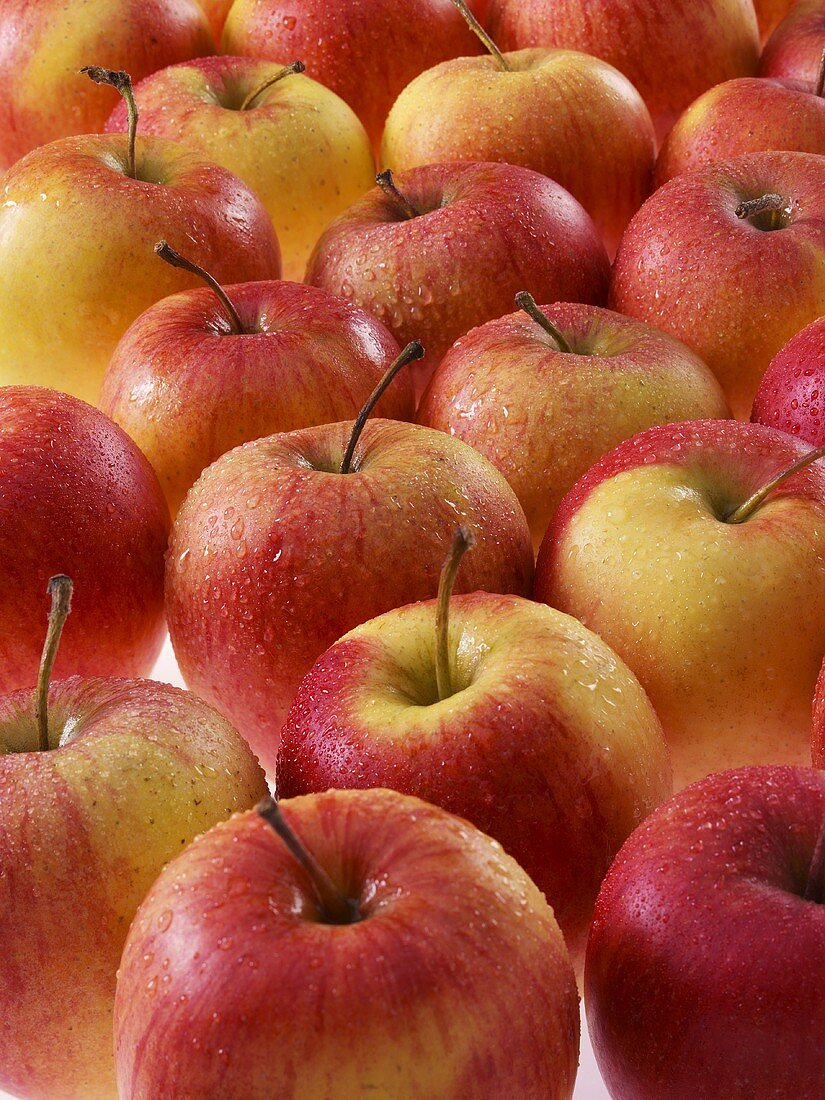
[
  {"left": 611, "top": 150, "right": 825, "bottom": 418},
  {"left": 751, "top": 318, "right": 825, "bottom": 443},
  {"left": 755, "top": 0, "right": 798, "bottom": 41},
  {"left": 760, "top": 0, "right": 825, "bottom": 88},
  {"left": 586, "top": 765, "right": 825, "bottom": 1099},
  {"left": 114, "top": 788, "right": 580, "bottom": 1098}
]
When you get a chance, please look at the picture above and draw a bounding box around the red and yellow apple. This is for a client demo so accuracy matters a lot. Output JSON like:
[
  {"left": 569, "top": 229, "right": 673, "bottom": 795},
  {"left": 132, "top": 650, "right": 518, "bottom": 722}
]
[
  {"left": 760, "top": 0, "right": 825, "bottom": 87},
  {"left": 751, "top": 318, "right": 825, "bottom": 444}
]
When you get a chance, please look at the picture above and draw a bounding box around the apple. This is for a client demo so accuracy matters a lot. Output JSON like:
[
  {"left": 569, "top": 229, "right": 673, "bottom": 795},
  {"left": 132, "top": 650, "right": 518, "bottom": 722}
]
[
  {"left": 221, "top": 0, "right": 483, "bottom": 148},
  {"left": 418, "top": 297, "right": 730, "bottom": 548},
  {"left": 0, "top": 67, "right": 281, "bottom": 406},
  {"left": 751, "top": 318, "right": 825, "bottom": 444},
  {"left": 755, "top": 0, "right": 798, "bottom": 41},
  {"left": 306, "top": 162, "right": 610, "bottom": 394},
  {"left": 760, "top": 0, "right": 825, "bottom": 88},
  {"left": 197, "top": 0, "right": 233, "bottom": 39},
  {"left": 535, "top": 419, "right": 825, "bottom": 790},
  {"left": 380, "top": 1, "right": 655, "bottom": 257},
  {"left": 0, "top": 573, "right": 267, "bottom": 1100},
  {"left": 101, "top": 246, "right": 415, "bottom": 515},
  {"left": 585, "top": 765, "right": 825, "bottom": 1099},
  {"left": 0, "top": 0, "right": 214, "bottom": 170},
  {"left": 485, "top": 0, "right": 760, "bottom": 141},
  {"left": 114, "top": 787, "right": 580, "bottom": 1098},
  {"left": 105, "top": 56, "right": 375, "bottom": 281},
  {"left": 610, "top": 150, "right": 825, "bottom": 419}
]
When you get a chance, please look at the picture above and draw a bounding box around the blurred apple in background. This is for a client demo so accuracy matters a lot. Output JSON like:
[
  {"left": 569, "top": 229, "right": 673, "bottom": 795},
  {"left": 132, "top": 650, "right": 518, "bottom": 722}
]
[
  {"left": 751, "top": 318, "right": 825, "bottom": 444},
  {"left": 106, "top": 56, "right": 375, "bottom": 281},
  {"left": 418, "top": 298, "right": 730, "bottom": 548},
  {"left": 0, "top": 0, "right": 213, "bottom": 170},
  {"left": 611, "top": 151, "right": 825, "bottom": 418},
  {"left": 196, "top": 0, "right": 232, "bottom": 39},
  {"left": 754, "top": 0, "right": 798, "bottom": 41},
  {"left": 115, "top": 788, "right": 580, "bottom": 1099},
  {"left": 586, "top": 766, "right": 825, "bottom": 1099},
  {"left": 760, "top": 0, "right": 825, "bottom": 87}
]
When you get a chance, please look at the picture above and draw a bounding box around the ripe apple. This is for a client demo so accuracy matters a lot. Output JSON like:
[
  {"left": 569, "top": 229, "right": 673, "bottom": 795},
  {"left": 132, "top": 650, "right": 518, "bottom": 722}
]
[
  {"left": 418, "top": 297, "right": 730, "bottom": 548},
  {"left": 611, "top": 150, "right": 825, "bottom": 419},
  {"left": 306, "top": 162, "right": 610, "bottom": 393},
  {"left": 196, "top": 0, "right": 232, "bottom": 39},
  {"left": 221, "top": 0, "right": 483, "bottom": 148},
  {"left": 485, "top": 0, "right": 760, "bottom": 141},
  {"left": 755, "top": 0, "right": 798, "bottom": 41},
  {"left": 760, "top": 0, "right": 825, "bottom": 87},
  {"left": 114, "top": 787, "right": 580, "bottom": 1098},
  {"left": 586, "top": 765, "right": 825, "bottom": 1099},
  {"left": 535, "top": 419, "right": 825, "bottom": 790},
  {"left": 0, "top": 575, "right": 267, "bottom": 1100},
  {"left": 105, "top": 56, "right": 375, "bottom": 281},
  {"left": 751, "top": 318, "right": 825, "bottom": 444}
]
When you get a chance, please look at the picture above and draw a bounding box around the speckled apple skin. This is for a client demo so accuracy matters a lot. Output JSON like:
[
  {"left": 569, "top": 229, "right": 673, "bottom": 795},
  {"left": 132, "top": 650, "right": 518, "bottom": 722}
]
[
  {"left": 611, "top": 151, "right": 825, "bottom": 419},
  {"left": 760, "top": 0, "right": 825, "bottom": 87},
  {"left": 0, "top": 133, "right": 281, "bottom": 405},
  {"left": 101, "top": 281, "right": 413, "bottom": 516},
  {"left": 751, "top": 318, "right": 825, "bottom": 444},
  {"left": 486, "top": 0, "right": 759, "bottom": 140},
  {"left": 0, "top": 0, "right": 214, "bottom": 170},
  {"left": 0, "top": 676, "right": 266, "bottom": 1100},
  {"left": 115, "top": 787, "right": 579, "bottom": 1100},
  {"left": 586, "top": 765, "right": 825, "bottom": 1099},
  {"left": 0, "top": 388, "right": 170, "bottom": 692},
  {"left": 306, "top": 162, "right": 610, "bottom": 392},
  {"left": 535, "top": 419, "right": 825, "bottom": 789},
  {"left": 417, "top": 303, "right": 729, "bottom": 548},
  {"left": 166, "top": 419, "right": 534, "bottom": 776}
]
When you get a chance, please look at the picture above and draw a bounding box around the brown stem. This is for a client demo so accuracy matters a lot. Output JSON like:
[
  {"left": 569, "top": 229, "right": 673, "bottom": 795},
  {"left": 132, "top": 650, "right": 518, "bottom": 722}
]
[
  {"left": 726, "top": 444, "right": 825, "bottom": 524},
  {"left": 340, "top": 341, "right": 424, "bottom": 474},
  {"left": 239, "top": 60, "right": 305, "bottom": 111},
  {"left": 735, "top": 193, "right": 787, "bottom": 230},
  {"left": 155, "top": 241, "right": 243, "bottom": 334},
  {"left": 257, "top": 796, "right": 361, "bottom": 924},
  {"left": 816, "top": 47, "right": 825, "bottom": 99},
  {"left": 804, "top": 819, "right": 825, "bottom": 903},
  {"left": 375, "top": 170, "right": 418, "bottom": 220},
  {"left": 81, "top": 66, "right": 138, "bottom": 179},
  {"left": 435, "top": 527, "right": 475, "bottom": 701},
  {"left": 515, "top": 291, "right": 573, "bottom": 354},
  {"left": 35, "top": 576, "right": 73, "bottom": 753},
  {"left": 450, "top": 0, "right": 511, "bottom": 71}
]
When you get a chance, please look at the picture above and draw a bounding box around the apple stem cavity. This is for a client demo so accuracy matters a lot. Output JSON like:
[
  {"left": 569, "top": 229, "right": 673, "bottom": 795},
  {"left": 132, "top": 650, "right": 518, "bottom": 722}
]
[
  {"left": 154, "top": 240, "right": 244, "bottom": 335},
  {"left": 735, "top": 193, "right": 787, "bottom": 231},
  {"left": 257, "top": 796, "right": 362, "bottom": 924},
  {"left": 515, "top": 291, "right": 573, "bottom": 354},
  {"left": 375, "top": 170, "right": 419, "bottom": 221},
  {"left": 35, "top": 575, "right": 73, "bottom": 753},
  {"left": 239, "top": 60, "right": 306, "bottom": 111},
  {"left": 725, "top": 444, "right": 825, "bottom": 524},
  {"left": 804, "top": 819, "right": 825, "bottom": 903},
  {"left": 816, "top": 48, "right": 825, "bottom": 99},
  {"left": 81, "top": 66, "right": 138, "bottom": 179},
  {"left": 450, "top": 0, "right": 511, "bottom": 71},
  {"left": 435, "top": 526, "right": 476, "bottom": 702},
  {"left": 339, "top": 340, "right": 425, "bottom": 474}
]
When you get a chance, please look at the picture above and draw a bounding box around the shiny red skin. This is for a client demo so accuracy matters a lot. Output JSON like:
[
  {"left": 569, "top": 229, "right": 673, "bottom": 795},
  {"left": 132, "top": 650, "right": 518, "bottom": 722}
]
[
  {"left": 586, "top": 766, "right": 825, "bottom": 1099},
  {"left": 760, "top": 0, "right": 825, "bottom": 88},
  {"left": 306, "top": 162, "right": 610, "bottom": 391},
  {"left": 0, "top": 388, "right": 170, "bottom": 693},
  {"left": 751, "top": 318, "right": 825, "bottom": 444}
]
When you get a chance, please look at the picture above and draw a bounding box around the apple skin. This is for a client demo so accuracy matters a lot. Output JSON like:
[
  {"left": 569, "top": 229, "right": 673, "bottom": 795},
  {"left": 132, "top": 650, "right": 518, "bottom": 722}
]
[
  {"left": 0, "top": 0, "right": 214, "bottom": 170},
  {"left": 485, "top": 0, "right": 759, "bottom": 141},
  {"left": 196, "top": 0, "right": 232, "bottom": 38},
  {"left": 655, "top": 77, "right": 825, "bottom": 185},
  {"left": 535, "top": 419, "right": 825, "bottom": 790},
  {"left": 221, "top": 0, "right": 483, "bottom": 148},
  {"left": 166, "top": 419, "right": 534, "bottom": 776},
  {"left": 417, "top": 303, "right": 730, "bottom": 548},
  {"left": 751, "top": 318, "right": 825, "bottom": 444},
  {"left": 610, "top": 151, "right": 825, "bottom": 419},
  {"left": 0, "top": 387, "right": 170, "bottom": 694},
  {"left": 380, "top": 49, "right": 654, "bottom": 258},
  {"left": 114, "top": 787, "right": 579, "bottom": 1099},
  {"left": 585, "top": 765, "right": 825, "bottom": 1099},
  {"left": 100, "top": 280, "right": 414, "bottom": 515},
  {"left": 278, "top": 592, "right": 672, "bottom": 967},
  {"left": 0, "top": 675, "right": 267, "bottom": 1100},
  {"left": 106, "top": 56, "right": 375, "bottom": 281},
  {"left": 760, "top": 0, "right": 825, "bottom": 87},
  {"left": 754, "top": 0, "right": 797, "bottom": 41},
  {"left": 306, "top": 162, "right": 610, "bottom": 393},
  {"left": 0, "top": 133, "right": 281, "bottom": 406}
]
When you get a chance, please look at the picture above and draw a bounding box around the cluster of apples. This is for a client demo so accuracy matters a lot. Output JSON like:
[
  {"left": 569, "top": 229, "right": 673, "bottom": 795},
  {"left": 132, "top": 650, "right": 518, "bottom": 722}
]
[{"left": 1, "top": 0, "right": 825, "bottom": 1097}]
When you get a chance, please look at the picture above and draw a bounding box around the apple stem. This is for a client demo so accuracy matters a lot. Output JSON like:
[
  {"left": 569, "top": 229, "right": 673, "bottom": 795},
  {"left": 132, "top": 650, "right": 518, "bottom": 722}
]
[
  {"left": 735, "top": 193, "right": 786, "bottom": 230},
  {"left": 375, "top": 170, "right": 418, "bottom": 221},
  {"left": 257, "top": 796, "right": 361, "bottom": 924},
  {"left": 804, "top": 819, "right": 825, "bottom": 903},
  {"left": 725, "top": 444, "right": 825, "bottom": 524},
  {"left": 515, "top": 291, "right": 573, "bottom": 354},
  {"left": 35, "top": 575, "right": 73, "bottom": 753},
  {"left": 81, "top": 66, "right": 138, "bottom": 179},
  {"left": 239, "top": 60, "right": 306, "bottom": 111},
  {"left": 816, "top": 47, "right": 825, "bottom": 98},
  {"left": 154, "top": 241, "right": 244, "bottom": 334},
  {"left": 435, "top": 526, "right": 476, "bottom": 702},
  {"left": 340, "top": 340, "right": 424, "bottom": 474},
  {"left": 449, "top": 0, "right": 511, "bottom": 71}
]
